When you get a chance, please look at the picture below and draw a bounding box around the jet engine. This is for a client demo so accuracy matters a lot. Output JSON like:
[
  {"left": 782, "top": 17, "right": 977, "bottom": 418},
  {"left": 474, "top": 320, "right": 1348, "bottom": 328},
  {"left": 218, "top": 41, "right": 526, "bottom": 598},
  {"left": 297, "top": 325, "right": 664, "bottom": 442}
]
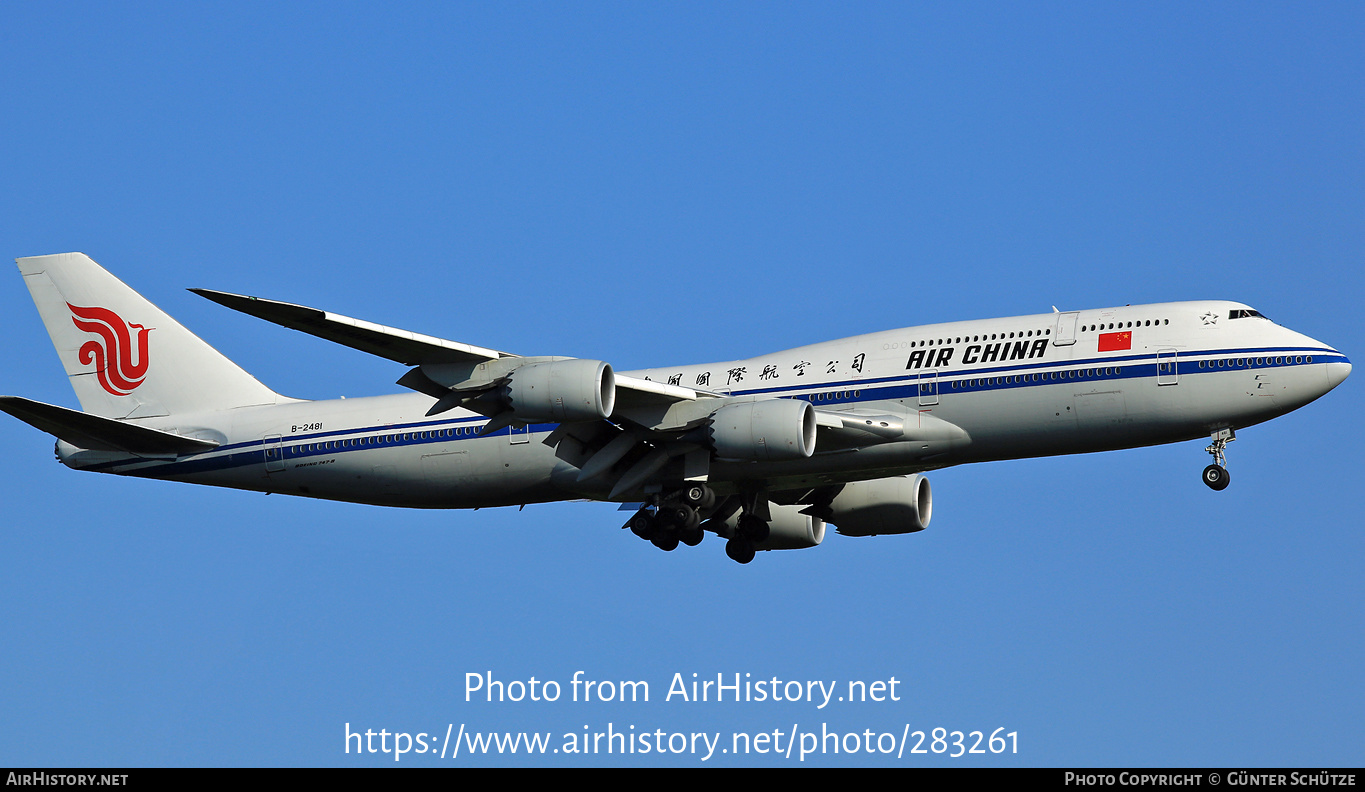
[
  {"left": 827, "top": 475, "right": 932, "bottom": 536},
  {"left": 757, "top": 504, "right": 827, "bottom": 550},
  {"left": 712, "top": 504, "right": 826, "bottom": 550},
  {"left": 503, "top": 359, "right": 616, "bottom": 422},
  {"left": 708, "top": 399, "right": 817, "bottom": 461}
]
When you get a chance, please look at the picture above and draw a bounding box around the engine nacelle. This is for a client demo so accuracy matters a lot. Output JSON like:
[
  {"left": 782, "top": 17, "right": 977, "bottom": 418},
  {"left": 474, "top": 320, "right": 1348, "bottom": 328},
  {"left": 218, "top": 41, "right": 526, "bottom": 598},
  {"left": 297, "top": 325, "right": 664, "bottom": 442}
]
[
  {"left": 503, "top": 359, "right": 616, "bottom": 422},
  {"left": 708, "top": 399, "right": 817, "bottom": 461},
  {"left": 758, "top": 504, "right": 827, "bottom": 550},
  {"left": 714, "top": 504, "right": 826, "bottom": 550},
  {"left": 827, "top": 475, "right": 932, "bottom": 536}
]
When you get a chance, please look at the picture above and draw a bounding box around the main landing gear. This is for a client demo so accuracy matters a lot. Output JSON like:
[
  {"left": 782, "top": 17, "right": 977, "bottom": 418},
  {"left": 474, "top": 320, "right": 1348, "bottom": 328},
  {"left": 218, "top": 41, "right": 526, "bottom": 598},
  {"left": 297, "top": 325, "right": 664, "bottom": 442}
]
[
  {"left": 628, "top": 484, "right": 713, "bottom": 552},
  {"left": 628, "top": 503, "right": 702, "bottom": 551},
  {"left": 1202, "top": 428, "right": 1235, "bottom": 491},
  {"left": 712, "top": 490, "right": 773, "bottom": 565},
  {"left": 719, "top": 513, "right": 768, "bottom": 564},
  {"left": 626, "top": 485, "right": 772, "bottom": 565}
]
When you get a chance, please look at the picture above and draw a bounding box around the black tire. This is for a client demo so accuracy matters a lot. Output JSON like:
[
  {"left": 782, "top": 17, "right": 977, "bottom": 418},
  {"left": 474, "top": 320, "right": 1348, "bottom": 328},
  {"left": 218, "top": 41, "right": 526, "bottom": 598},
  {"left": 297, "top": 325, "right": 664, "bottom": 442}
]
[
  {"left": 652, "top": 533, "right": 679, "bottom": 552},
  {"left": 629, "top": 512, "right": 656, "bottom": 540},
  {"left": 725, "top": 537, "right": 755, "bottom": 564},
  {"left": 679, "top": 524, "right": 704, "bottom": 547},
  {"left": 738, "top": 514, "right": 770, "bottom": 543},
  {"left": 1202, "top": 464, "right": 1230, "bottom": 491},
  {"left": 667, "top": 504, "right": 698, "bottom": 530},
  {"left": 682, "top": 484, "right": 716, "bottom": 509}
]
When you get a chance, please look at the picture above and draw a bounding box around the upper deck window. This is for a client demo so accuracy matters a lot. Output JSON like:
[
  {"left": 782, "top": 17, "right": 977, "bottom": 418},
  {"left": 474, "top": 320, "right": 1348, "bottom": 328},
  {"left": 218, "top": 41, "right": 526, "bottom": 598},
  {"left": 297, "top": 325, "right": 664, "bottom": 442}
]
[{"left": 1229, "top": 309, "right": 1269, "bottom": 320}]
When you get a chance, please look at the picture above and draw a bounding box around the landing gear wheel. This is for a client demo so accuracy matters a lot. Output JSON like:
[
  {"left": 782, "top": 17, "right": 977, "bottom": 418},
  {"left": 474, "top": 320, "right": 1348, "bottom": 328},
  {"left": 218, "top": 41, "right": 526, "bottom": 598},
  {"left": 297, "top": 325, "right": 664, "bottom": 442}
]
[
  {"left": 679, "top": 524, "right": 704, "bottom": 547},
  {"left": 665, "top": 504, "right": 700, "bottom": 531},
  {"left": 651, "top": 532, "right": 679, "bottom": 552},
  {"left": 681, "top": 484, "right": 716, "bottom": 509},
  {"left": 725, "top": 537, "right": 755, "bottom": 564},
  {"left": 628, "top": 511, "right": 657, "bottom": 540},
  {"left": 738, "top": 514, "right": 769, "bottom": 543},
  {"left": 1202, "top": 464, "right": 1230, "bottom": 491}
]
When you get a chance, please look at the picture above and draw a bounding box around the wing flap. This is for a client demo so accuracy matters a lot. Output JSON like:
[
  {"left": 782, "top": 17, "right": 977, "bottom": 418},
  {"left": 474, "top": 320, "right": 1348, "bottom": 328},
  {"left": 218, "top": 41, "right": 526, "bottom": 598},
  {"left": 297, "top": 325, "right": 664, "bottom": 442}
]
[{"left": 613, "top": 374, "right": 708, "bottom": 404}]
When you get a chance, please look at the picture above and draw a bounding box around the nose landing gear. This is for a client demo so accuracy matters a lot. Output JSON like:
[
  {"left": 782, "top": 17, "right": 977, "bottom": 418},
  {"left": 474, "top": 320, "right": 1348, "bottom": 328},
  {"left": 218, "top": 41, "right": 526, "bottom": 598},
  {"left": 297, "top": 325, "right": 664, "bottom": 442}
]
[
  {"left": 1202, "top": 428, "right": 1234, "bottom": 491},
  {"left": 1202, "top": 464, "right": 1229, "bottom": 491}
]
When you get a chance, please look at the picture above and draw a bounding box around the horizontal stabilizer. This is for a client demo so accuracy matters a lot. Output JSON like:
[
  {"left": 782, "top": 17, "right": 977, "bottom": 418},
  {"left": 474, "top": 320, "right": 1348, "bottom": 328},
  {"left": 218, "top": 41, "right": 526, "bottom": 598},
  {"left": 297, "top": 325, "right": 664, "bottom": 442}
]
[
  {"left": 0, "top": 396, "right": 219, "bottom": 456},
  {"left": 190, "top": 289, "right": 512, "bottom": 366}
]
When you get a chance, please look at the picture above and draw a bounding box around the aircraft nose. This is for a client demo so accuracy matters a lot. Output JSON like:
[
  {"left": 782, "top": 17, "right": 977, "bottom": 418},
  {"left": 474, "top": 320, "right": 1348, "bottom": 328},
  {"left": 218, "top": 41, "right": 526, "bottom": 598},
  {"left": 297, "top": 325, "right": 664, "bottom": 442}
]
[{"left": 1326, "top": 356, "right": 1351, "bottom": 390}]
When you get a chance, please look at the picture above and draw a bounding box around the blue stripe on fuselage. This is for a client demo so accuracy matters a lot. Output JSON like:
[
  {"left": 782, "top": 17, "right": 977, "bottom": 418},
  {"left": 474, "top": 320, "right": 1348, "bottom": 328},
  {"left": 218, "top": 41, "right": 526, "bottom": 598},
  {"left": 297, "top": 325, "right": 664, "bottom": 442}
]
[{"left": 87, "top": 345, "right": 1346, "bottom": 477}]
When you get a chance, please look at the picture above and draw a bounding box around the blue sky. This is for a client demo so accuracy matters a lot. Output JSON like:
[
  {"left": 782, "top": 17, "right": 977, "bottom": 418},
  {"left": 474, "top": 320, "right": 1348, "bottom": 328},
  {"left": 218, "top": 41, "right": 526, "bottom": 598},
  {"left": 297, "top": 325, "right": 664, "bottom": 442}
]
[{"left": 1, "top": 3, "right": 1360, "bottom": 766}]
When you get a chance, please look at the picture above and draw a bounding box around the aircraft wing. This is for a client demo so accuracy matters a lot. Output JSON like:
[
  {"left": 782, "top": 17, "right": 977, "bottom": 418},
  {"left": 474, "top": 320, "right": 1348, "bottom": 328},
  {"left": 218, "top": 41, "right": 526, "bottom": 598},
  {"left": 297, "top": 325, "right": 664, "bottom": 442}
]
[
  {"left": 193, "top": 288, "right": 709, "bottom": 412},
  {"left": 190, "top": 289, "right": 513, "bottom": 366},
  {"left": 611, "top": 373, "right": 713, "bottom": 410}
]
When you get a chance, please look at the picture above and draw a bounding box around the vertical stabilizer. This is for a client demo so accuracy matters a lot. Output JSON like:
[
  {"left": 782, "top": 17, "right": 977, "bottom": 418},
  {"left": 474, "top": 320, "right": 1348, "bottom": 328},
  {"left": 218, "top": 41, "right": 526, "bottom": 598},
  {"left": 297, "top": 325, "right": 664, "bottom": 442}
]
[{"left": 17, "top": 252, "right": 282, "bottom": 418}]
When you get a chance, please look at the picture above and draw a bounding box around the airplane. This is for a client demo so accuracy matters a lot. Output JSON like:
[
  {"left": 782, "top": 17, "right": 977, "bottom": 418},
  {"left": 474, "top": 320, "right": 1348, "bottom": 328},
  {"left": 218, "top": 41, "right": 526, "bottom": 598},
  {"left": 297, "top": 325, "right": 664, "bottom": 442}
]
[{"left": 2, "top": 253, "right": 1351, "bottom": 564}]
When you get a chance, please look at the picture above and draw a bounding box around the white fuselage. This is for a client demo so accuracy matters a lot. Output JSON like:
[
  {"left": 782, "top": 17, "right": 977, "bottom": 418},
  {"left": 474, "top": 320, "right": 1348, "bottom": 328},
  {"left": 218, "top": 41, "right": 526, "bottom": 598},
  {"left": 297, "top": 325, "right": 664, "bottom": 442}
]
[{"left": 59, "top": 300, "right": 1350, "bottom": 508}]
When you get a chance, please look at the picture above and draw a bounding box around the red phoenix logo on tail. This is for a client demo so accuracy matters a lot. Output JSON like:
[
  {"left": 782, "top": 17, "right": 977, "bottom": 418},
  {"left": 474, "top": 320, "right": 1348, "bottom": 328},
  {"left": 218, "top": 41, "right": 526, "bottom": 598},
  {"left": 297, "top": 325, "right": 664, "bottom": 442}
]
[{"left": 68, "top": 304, "right": 152, "bottom": 395}]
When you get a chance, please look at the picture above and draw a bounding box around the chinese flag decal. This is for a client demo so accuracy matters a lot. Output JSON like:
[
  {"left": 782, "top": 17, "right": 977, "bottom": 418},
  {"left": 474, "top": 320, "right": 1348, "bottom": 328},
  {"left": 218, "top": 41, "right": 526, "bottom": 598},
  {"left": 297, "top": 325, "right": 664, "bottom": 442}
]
[{"left": 1098, "top": 331, "right": 1132, "bottom": 352}]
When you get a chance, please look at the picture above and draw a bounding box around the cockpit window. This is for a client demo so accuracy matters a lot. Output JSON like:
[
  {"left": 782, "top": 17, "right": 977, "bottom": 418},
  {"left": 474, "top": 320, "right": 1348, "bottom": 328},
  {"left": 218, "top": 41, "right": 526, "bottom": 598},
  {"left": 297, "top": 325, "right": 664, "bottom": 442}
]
[{"left": 1229, "top": 309, "right": 1269, "bottom": 320}]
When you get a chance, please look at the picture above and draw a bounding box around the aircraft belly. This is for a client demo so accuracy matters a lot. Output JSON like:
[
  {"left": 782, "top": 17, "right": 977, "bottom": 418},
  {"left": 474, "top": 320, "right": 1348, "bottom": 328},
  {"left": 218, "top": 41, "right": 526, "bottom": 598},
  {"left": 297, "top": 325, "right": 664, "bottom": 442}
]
[
  {"left": 419, "top": 435, "right": 558, "bottom": 508},
  {"left": 1181, "top": 365, "right": 1322, "bottom": 431},
  {"left": 1075, "top": 390, "right": 1126, "bottom": 430},
  {"left": 926, "top": 384, "right": 1086, "bottom": 459},
  {"left": 145, "top": 430, "right": 563, "bottom": 509},
  {"left": 933, "top": 372, "right": 1207, "bottom": 461}
]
